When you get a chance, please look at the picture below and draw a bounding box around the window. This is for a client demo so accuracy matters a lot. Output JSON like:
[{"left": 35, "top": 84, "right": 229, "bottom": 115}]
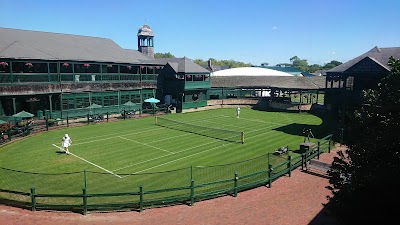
[{"left": 346, "top": 76, "right": 354, "bottom": 90}]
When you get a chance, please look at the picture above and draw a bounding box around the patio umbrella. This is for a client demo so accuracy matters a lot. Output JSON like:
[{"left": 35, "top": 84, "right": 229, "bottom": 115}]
[
  {"left": 123, "top": 101, "right": 137, "bottom": 106},
  {"left": 0, "top": 119, "right": 7, "bottom": 125},
  {"left": 123, "top": 101, "right": 137, "bottom": 112},
  {"left": 87, "top": 103, "right": 102, "bottom": 115},
  {"left": 144, "top": 97, "right": 160, "bottom": 115},
  {"left": 12, "top": 110, "right": 35, "bottom": 118},
  {"left": 144, "top": 97, "right": 160, "bottom": 103}
]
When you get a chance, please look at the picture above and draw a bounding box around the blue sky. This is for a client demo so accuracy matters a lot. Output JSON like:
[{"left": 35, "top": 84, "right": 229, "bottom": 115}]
[{"left": 1, "top": 0, "right": 399, "bottom": 66}]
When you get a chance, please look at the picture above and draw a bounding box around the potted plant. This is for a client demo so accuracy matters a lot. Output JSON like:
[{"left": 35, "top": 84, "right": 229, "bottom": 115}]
[{"left": 0, "top": 62, "right": 8, "bottom": 72}]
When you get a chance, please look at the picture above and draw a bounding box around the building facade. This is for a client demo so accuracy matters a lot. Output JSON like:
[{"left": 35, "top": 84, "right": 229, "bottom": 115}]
[
  {"left": 325, "top": 46, "right": 400, "bottom": 123},
  {"left": 0, "top": 24, "right": 210, "bottom": 118}
]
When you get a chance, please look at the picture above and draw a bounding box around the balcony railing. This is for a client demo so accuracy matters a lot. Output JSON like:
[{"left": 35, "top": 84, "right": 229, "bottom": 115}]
[{"left": 0, "top": 72, "right": 158, "bottom": 84}]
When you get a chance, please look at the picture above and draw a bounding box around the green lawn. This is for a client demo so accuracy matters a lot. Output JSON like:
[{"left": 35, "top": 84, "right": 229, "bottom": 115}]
[{"left": 0, "top": 108, "right": 333, "bottom": 208}]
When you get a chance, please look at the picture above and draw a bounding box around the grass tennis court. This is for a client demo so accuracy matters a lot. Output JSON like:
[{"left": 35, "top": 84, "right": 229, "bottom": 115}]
[{"left": 0, "top": 108, "right": 334, "bottom": 210}]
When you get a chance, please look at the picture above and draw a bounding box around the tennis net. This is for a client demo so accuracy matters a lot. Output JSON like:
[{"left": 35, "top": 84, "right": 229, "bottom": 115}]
[{"left": 155, "top": 117, "right": 244, "bottom": 144}]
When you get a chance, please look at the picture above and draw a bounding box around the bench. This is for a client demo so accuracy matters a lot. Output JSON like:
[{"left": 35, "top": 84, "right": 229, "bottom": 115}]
[{"left": 304, "top": 159, "right": 332, "bottom": 178}]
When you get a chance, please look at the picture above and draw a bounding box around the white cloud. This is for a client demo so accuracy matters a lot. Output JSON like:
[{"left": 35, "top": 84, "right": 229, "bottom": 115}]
[{"left": 272, "top": 26, "right": 278, "bottom": 30}]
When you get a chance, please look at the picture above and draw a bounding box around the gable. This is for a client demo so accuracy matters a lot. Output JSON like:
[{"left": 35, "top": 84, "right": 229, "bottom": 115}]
[{"left": 345, "top": 57, "right": 390, "bottom": 74}]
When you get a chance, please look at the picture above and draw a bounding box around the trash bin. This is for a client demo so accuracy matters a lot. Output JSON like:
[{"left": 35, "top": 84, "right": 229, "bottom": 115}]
[
  {"left": 299, "top": 142, "right": 313, "bottom": 154},
  {"left": 37, "top": 110, "right": 43, "bottom": 119}
]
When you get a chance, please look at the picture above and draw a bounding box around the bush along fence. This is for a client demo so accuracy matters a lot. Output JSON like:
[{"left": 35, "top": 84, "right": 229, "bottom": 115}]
[{"left": 0, "top": 134, "right": 333, "bottom": 215}]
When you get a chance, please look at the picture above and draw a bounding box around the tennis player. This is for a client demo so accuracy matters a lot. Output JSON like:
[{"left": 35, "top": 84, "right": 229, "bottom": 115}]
[
  {"left": 236, "top": 105, "right": 240, "bottom": 118},
  {"left": 62, "top": 134, "right": 72, "bottom": 154}
]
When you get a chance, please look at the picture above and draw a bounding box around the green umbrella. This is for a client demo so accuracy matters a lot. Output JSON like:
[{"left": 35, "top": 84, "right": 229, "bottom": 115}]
[
  {"left": 87, "top": 103, "right": 102, "bottom": 115},
  {"left": 123, "top": 101, "right": 137, "bottom": 112},
  {"left": 12, "top": 110, "right": 35, "bottom": 118},
  {"left": 0, "top": 119, "right": 7, "bottom": 125},
  {"left": 87, "top": 103, "right": 102, "bottom": 109}
]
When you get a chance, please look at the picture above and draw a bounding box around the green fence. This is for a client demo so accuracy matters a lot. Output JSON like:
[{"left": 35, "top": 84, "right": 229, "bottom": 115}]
[{"left": 0, "top": 134, "right": 333, "bottom": 214}]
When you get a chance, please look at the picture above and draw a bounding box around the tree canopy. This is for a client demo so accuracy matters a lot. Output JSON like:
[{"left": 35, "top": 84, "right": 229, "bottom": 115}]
[
  {"left": 154, "top": 52, "right": 342, "bottom": 72},
  {"left": 326, "top": 56, "right": 400, "bottom": 224},
  {"left": 154, "top": 52, "right": 175, "bottom": 59}
]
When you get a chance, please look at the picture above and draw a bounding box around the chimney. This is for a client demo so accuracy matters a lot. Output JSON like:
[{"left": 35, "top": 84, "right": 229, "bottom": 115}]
[{"left": 208, "top": 59, "right": 213, "bottom": 71}]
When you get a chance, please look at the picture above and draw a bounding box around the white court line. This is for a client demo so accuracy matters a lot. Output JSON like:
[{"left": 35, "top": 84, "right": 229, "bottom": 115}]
[
  {"left": 72, "top": 115, "right": 225, "bottom": 145},
  {"left": 113, "top": 139, "right": 222, "bottom": 172},
  {"left": 121, "top": 142, "right": 232, "bottom": 176},
  {"left": 118, "top": 136, "right": 173, "bottom": 154},
  {"left": 114, "top": 124, "right": 277, "bottom": 173},
  {"left": 52, "top": 144, "right": 122, "bottom": 178},
  {"left": 74, "top": 128, "right": 163, "bottom": 146},
  {"left": 221, "top": 115, "right": 285, "bottom": 126}
]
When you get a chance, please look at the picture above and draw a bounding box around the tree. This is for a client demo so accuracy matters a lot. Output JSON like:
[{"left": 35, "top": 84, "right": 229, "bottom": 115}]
[
  {"left": 323, "top": 60, "right": 342, "bottom": 70},
  {"left": 290, "top": 56, "right": 309, "bottom": 72},
  {"left": 308, "top": 64, "right": 322, "bottom": 73},
  {"left": 193, "top": 58, "right": 251, "bottom": 69},
  {"left": 154, "top": 52, "right": 175, "bottom": 59},
  {"left": 326, "top": 56, "right": 400, "bottom": 224}
]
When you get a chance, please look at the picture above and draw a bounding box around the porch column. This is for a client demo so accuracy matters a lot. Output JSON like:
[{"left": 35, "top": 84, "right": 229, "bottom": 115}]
[
  {"left": 12, "top": 98, "right": 16, "bottom": 114},
  {"left": 49, "top": 95, "right": 53, "bottom": 116}
]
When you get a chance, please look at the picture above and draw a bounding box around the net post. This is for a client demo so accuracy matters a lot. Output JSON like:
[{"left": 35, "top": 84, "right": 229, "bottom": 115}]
[
  {"left": 241, "top": 132, "right": 244, "bottom": 144},
  {"left": 155, "top": 116, "right": 157, "bottom": 125}
]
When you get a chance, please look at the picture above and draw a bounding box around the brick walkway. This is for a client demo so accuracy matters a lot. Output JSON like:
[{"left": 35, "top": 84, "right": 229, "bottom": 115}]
[{"left": 0, "top": 146, "right": 344, "bottom": 225}]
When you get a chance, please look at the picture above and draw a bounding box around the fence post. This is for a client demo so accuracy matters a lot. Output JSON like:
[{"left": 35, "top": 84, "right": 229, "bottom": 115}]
[
  {"left": 82, "top": 188, "right": 87, "bottom": 215},
  {"left": 317, "top": 141, "right": 320, "bottom": 159},
  {"left": 30, "top": 187, "right": 36, "bottom": 211},
  {"left": 301, "top": 153, "right": 305, "bottom": 170},
  {"left": 190, "top": 166, "right": 193, "bottom": 181},
  {"left": 87, "top": 114, "right": 90, "bottom": 124},
  {"left": 190, "top": 180, "right": 195, "bottom": 206},
  {"left": 7, "top": 128, "right": 11, "bottom": 141},
  {"left": 328, "top": 139, "right": 331, "bottom": 153},
  {"left": 268, "top": 164, "right": 273, "bottom": 188},
  {"left": 287, "top": 155, "right": 292, "bottom": 177},
  {"left": 83, "top": 170, "right": 87, "bottom": 189},
  {"left": 106, "top": 112, "right": 109, "bottom": 122},
  {"left": 234, "top": 172, "right": 238, "bottom": 197},
  {"left": 139, "top": 185, "right": 143, "bottom": 212},
  {"left": 45, "top": 117, "right": 49, "bottom": 131}
]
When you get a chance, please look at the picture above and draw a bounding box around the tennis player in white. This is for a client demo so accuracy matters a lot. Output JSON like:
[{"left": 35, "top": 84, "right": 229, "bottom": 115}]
[
  {"left": 236, "top": 105, "right": 240, "bottom": 118},
  {"left": 62, "top": 134, "right": 72, "bottom": 154}
]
